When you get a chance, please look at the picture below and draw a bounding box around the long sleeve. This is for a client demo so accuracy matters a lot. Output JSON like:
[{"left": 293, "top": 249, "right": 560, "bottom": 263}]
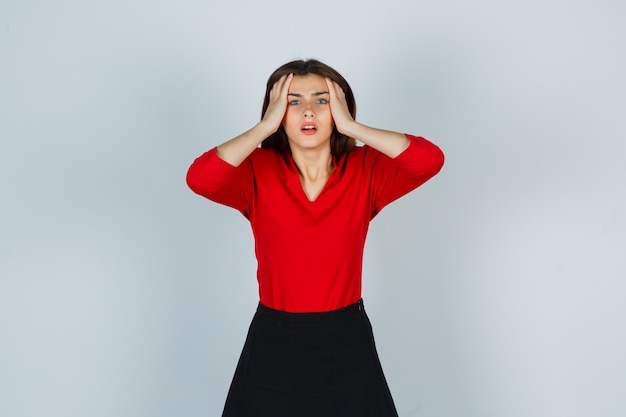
[
  {"left": 369, "top": 134, "right": 444, "bottom": 218},
  {"left": 186, "top": 147, "right": 254, "bottom": 217}
]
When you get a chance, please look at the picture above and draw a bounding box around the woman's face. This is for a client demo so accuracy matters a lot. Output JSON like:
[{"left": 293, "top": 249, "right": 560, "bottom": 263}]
[{"left": 282, "top": 74, "right": 334, "bottom": 153}]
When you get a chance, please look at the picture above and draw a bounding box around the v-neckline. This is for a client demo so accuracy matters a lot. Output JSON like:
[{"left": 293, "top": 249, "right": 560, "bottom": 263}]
[
  {"left": 299, "top": 166, "right": 337, "bottom": 202},
  {"left": 285, "top": 152, "right": 339, "bottom": 203}
]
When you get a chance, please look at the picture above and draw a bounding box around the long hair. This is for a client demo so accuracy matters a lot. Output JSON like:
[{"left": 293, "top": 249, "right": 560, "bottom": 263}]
[{"left": 260, "top": 59, "right": 357, "bottom": 158}]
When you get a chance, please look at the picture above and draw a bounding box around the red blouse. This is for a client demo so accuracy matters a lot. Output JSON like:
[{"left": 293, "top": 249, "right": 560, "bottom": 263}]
[{"left": 186, "top": 134, "right": 444, "bottom": 312}]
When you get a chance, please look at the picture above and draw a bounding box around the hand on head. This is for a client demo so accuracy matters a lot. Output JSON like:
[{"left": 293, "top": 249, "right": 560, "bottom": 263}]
[
  {"left": 261, "top": 73, "right": 356, "bottom": 139},
  {"left": 325, "top": 78, "right": 355, "bottom": 134},
  {"left": 261, "top": 73, "right": 293, "bottom": 132}
]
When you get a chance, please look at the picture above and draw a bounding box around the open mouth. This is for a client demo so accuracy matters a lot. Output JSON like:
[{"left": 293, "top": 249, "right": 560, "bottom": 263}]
[{"left": 301, "top": 123, "right": 318, "bottom": 134}]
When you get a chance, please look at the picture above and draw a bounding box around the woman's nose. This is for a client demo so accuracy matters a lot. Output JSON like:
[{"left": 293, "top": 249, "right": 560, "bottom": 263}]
[{"left": 303, "top": 104, "right": 315, "bottom": 118}]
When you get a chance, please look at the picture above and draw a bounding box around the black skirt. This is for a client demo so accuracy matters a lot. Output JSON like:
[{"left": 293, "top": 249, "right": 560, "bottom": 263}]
[{"left": 222, "top": 299, "right": 399, "bottom": 417}]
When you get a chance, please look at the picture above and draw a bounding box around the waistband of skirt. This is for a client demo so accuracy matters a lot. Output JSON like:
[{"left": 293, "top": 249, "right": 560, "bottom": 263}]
[{"left": 255, "top": 299, "right": 365, "bottom": 323}]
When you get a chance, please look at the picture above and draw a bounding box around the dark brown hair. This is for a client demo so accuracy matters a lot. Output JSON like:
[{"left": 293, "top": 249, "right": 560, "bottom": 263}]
[{"left": 260, "top": 59, "right": 357, "bottom": 158}]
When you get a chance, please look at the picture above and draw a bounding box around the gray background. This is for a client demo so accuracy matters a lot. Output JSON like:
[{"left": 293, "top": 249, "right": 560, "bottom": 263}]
[{"left": 1, "top": 1, "right": 625, "bottom": 416}]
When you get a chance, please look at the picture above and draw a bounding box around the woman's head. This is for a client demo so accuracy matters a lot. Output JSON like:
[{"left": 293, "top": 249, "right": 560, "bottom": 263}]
[{"left": 261, "top": 59, "right": 356, "bottom": 157}]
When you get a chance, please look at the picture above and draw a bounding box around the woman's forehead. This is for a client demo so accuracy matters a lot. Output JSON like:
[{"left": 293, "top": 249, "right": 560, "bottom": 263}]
[{"left": 288, "top": 74, "right": 327, "bottom": 93}]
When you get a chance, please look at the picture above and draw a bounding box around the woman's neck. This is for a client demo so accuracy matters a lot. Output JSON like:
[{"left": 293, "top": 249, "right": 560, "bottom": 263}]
[
  {"left": 290, "top": 146, "right": 334, "bottom": 201},
  {"left": 291, "top": 146, "right": 334, "bottom": 182}
]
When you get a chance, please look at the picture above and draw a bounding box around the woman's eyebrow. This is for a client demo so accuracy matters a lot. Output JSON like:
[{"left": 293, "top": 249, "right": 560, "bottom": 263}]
[{"left": 288, "top": 91, "right": 329, "bottom": 97}]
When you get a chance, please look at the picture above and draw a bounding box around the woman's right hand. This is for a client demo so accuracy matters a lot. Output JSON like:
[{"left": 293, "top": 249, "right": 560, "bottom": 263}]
[
  {"left": 215, "top": 73, "right": 293, "bottom": 167},
  {"left": 260, "top": 73, "right": 293, "bottom": 131}
]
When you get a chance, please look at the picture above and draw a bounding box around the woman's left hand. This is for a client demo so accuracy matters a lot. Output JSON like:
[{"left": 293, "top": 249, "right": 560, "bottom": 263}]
[
  {"left": 325, "top": 77, "right": 410, "bottom": 157},
  {"left": 325, "top": 78, "right": 356, "bottom": 134}
]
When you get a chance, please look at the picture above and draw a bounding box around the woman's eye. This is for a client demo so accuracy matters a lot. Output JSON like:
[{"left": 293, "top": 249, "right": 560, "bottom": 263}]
[
  {"left": 289, "top": 100, "right": 301, "bottom": 105},
  {"left": 316, "top": 99, "right": 328, "bottom": 104}
]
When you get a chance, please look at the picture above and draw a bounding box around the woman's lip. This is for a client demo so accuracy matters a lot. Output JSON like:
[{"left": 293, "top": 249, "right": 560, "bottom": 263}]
[{"left": 300, "top": 123, "right": 318, "bottom": 135}]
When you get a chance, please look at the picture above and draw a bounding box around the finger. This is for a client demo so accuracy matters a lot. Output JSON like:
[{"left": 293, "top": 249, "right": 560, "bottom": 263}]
[
  {"left": 332, "top": 80, "right": 345, "bottom": 100},
  {"left": 325, "top": 78, "right": 336, "bottom": 99},
  {"left": 279, "top": 73, "right": 293, "bottom": 90},
  {"left": 326, "top": 78, "right": 346, "bottom": 104},
  {"left": 271, "top": 74, "right": 288, "bottom": 96},
  {"left": 279, "top": 73, "right": 293, "bottom": 97},
  {"left": 270, "top": 74, "right": 292, "bottom": 104}
]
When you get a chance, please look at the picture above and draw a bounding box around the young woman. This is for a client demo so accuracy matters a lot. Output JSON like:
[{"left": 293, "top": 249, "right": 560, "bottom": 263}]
[{"left": 187, "top": 59, "right": 444, "bottom": 416}]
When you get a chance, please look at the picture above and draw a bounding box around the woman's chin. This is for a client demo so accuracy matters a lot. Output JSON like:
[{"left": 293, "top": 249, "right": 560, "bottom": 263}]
[{"left": 288, "top": 136, "right": 331, "bottom": 152}]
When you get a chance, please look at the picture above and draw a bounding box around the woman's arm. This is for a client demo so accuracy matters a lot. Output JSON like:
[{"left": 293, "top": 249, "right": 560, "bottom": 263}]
[
  {"left": 325, "top": 78, "right": 410, "bottom": 158},
  {"left": 216, "top": 74, "right": 293, "bottom": 167}
]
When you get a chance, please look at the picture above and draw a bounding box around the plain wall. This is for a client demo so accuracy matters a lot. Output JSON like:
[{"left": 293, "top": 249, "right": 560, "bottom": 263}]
[{"left": 1, "top": 1, "right": 625, "bottom": 416}]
